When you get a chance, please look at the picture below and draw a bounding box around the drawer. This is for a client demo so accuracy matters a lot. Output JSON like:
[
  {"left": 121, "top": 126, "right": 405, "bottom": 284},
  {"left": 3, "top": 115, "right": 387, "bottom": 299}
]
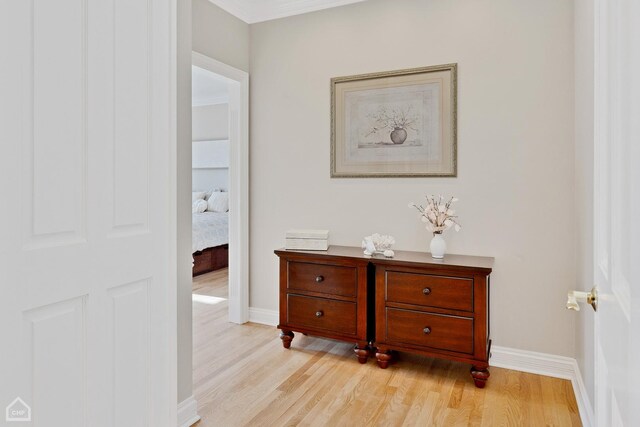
[
  {"left": 287, "top": 294, "right": 357, "bottom": 335},
  {"left": 386, "top": 271, "right": 473, "bottom": 312},
  {"left": 288, "top": 261, "right": 357, "bottom": 298},
  {"left": 385, "top": 308, "right": 473, "bottom": 354}
]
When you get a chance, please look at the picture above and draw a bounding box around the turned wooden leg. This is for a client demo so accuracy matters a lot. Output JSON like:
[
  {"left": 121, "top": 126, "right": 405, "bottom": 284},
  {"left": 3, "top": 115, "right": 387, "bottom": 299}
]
[
  {"left": 354, "top": 343, "right": 369, "bottom": 364},
  {"left": 279, "top": 330, "right": 294, "bottom": 349},
  {"left": 375, "top": 350, "right": 393, "bottom": 369},
  {"left": 470, "top": 366, "right": 490, "bottom": 388}
]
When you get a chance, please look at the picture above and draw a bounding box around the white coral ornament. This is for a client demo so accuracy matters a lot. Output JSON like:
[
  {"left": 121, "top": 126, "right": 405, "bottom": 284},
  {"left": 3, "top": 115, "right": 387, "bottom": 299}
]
[{"left": 362, "top": 233, "right": 396, "bottom": 257}]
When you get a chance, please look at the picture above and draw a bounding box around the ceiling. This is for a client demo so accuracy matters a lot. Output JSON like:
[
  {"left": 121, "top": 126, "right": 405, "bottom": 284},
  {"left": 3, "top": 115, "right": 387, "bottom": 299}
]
[
  {"left": 209, "top": 0, "right": 368, "bottom": 24},
  {"left": 192, "top": 65, "right": 230, "bottom": 107}
]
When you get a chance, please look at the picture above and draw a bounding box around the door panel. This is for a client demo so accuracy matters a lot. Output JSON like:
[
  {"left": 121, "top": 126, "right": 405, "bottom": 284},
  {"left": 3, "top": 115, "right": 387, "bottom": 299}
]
[
  {"left": 0, "top": 0, "right": 176, "bottom": 425},
  {"left": 26, "top": 297, "right": 86, "bottom": 427},
  {"left": 109, "top": 280, "right": 150, "bottom": 426},
  {"left": 113, "top": 0, "right": 150, "bottom": 232},
  {"left": 26, "top": 0, "right": 88, "bottom": 247}
]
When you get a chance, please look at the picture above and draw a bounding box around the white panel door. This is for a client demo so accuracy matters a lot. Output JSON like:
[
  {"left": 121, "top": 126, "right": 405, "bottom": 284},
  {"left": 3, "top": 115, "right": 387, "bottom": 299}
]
[
  {"left": 593, "top": 0, "right": 640, "bottom": 425},
  {"left": 0, "top": 0, "right": 176, "bottom": 426}
]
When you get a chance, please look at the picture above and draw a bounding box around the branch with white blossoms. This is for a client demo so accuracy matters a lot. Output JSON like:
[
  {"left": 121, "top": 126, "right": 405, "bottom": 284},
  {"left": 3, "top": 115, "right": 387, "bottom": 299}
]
[{"left": 408, "top": 195, "right": 461, "bottom": 234}]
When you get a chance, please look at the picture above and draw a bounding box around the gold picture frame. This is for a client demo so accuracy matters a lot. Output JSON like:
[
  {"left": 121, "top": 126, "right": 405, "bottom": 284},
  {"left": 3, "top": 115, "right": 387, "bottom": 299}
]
[{"left": 331, "top": 64, "right": 457, "bottom": 178}]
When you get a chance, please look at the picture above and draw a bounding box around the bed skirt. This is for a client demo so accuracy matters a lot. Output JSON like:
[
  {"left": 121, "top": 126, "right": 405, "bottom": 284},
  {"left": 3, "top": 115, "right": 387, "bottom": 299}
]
[{"left": 192, "top": 245, "right": 228, "bottom": 276}]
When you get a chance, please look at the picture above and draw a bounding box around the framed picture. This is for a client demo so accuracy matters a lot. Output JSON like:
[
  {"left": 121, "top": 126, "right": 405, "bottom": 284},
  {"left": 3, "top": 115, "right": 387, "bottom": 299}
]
[{"left": 331, "top": 64, "right": 457, "bottom": 177}]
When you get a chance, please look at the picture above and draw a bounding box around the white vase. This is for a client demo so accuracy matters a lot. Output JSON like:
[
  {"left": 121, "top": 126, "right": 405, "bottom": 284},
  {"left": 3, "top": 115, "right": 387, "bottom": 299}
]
[{"left": 430, "top": 233, "right": 446, "bottom": 259}]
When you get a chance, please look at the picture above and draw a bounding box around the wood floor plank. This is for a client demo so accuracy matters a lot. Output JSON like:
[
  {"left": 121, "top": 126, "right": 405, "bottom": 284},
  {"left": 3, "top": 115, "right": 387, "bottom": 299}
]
[{"left": 191, "top": 270, "right": 582, "bottom": 427}]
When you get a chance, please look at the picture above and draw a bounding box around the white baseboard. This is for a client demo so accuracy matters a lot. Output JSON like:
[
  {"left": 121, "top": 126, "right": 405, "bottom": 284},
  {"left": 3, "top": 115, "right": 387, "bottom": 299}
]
[
  {"left": 490, "top": 345, "right": 576, "bottom": 378},
  {"left": 248, "top": 307, "right": 278, "bottom": 326},
  {"left": 570, "top": 360, "right": 595, "bottom": 427},
  {"left": 491, "top": 345, "right": 594, "bottom": 427},
  {"left": 177, "top": 395, "right": 200, "bottom": 427}
]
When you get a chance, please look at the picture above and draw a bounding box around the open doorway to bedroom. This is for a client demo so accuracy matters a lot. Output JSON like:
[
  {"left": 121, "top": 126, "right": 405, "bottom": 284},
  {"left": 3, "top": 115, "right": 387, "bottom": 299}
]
[
  {"left": 187, "top": 52, "right": 249, "bottom": 424},
  {"left": 191, "top": 63, "right": 232, "bottom": 330},
  {"left": 190, "top": 52, "right": 249, "bottom": 326}
]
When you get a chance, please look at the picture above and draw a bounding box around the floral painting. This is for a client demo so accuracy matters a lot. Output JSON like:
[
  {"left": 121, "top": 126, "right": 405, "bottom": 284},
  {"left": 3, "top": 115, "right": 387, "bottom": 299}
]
[
  {"left": 364, "top": 105, "right": 420, "bottom": 146},
  {"left": 331, "top": 64, "right": 457, "bottom": 177}
]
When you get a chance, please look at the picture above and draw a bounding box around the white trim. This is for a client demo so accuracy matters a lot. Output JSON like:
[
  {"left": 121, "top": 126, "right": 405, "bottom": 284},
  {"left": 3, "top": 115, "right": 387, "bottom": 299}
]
[
  {"left": 572, "top": 360, "right": 595, "bottom": 427},
  {"left": 177, "top": 395, "right": 200, "bottom": 427},
  {"left": 168, "top": 0, "right": 179, "bottom": 423},
  {"left": 192, "top": 51, "right": 249, "bottom": 324},
  {"left": 248, "top": 307, "right": 279, "bottom": 326},
  {"left": 490, "top": 345, "right": 576, "bottom": 378},
  {"left": 491, "top": 346, "right": 594, "bottom": 427},
  {"left": 208, "top": 0, "right": 368, "bottom": 24}
]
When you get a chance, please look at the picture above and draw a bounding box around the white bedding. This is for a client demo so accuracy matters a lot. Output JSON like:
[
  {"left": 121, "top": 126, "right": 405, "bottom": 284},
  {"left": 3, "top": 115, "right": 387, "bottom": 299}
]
[{"left": 192, "top": 211, "right": 229, "bottom": 253}]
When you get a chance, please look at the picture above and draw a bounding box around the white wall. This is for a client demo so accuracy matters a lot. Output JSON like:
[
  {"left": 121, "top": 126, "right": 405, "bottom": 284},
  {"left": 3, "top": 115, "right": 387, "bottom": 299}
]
[
  {"left": 193, "top": 104, "right": 228, "bottom": 141},
  {"left": 250, "top": 0, "right": 576, "bottom": 356},
  {"left": 574, "top": 0, "right": 595, "bottom": 406},
  {"left": 192, "top": 0, "right": 250, "bottom": 72},
  {"left": 192, "top": 104, "right": 230, "bottom": 191}
]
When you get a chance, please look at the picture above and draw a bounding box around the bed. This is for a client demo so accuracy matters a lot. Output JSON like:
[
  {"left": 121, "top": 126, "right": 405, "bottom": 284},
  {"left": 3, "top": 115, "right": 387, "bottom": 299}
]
[{"left": 192, "top": 211, "right": 229, "bottom": 276}]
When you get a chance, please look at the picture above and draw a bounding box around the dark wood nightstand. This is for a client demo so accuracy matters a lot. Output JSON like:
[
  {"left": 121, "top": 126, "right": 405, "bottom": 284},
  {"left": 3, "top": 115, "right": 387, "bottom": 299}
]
[
  {"left": 274, "top": 246, "right": 372, "bottom": 363},
  {"left": 371, "top": 252, "right": 493, "bottom": 388}
]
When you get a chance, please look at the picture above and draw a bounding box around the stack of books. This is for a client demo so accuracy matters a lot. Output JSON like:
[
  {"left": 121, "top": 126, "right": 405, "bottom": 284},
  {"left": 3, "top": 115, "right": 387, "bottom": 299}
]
[{"left": 285, "top": 229, "right": 329, "bottom": 251}]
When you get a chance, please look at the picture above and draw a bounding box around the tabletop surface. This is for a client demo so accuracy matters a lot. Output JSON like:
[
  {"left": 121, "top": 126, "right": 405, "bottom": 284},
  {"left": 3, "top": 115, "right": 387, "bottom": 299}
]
[{"left": 275, "top": 245, "right": 494, "bottom": 271}]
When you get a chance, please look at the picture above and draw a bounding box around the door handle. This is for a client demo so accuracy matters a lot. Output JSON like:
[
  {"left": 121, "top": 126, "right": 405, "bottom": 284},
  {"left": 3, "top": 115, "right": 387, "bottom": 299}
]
[{"left": 566, "top": 287, "right": 598, "bottom": 312}]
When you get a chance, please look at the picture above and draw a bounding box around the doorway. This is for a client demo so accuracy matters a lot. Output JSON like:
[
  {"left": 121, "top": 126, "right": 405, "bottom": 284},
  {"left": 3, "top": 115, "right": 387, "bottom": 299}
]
[{"left": 191, "top": 52, "right": 249, "bottom": 324}]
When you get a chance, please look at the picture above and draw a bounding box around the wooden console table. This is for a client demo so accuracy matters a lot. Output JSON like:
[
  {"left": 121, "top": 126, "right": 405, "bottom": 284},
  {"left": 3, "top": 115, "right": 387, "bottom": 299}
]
[{"left": 274, "top": 246, "right": 494, "bottom": 387}]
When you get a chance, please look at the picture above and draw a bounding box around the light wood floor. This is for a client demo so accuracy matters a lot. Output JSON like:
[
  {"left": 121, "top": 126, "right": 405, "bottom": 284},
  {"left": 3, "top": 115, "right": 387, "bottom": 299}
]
[{"left": 192, "top": 270, "right": 581, "bottom": 427}]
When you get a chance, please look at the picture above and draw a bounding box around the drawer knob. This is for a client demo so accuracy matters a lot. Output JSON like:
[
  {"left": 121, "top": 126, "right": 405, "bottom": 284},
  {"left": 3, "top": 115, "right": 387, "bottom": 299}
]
[
  {"left": 423, "top": 327, "right": 431, "bottom": 334},
  {"left": 315, "top": 275, "right": 325, "bottom": 283},
  {"left": 315, "top": 311, "right": 324, "bottom": 318},
  {"left": 422, "top": 287, "right": 431, "bottom": 295}
]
